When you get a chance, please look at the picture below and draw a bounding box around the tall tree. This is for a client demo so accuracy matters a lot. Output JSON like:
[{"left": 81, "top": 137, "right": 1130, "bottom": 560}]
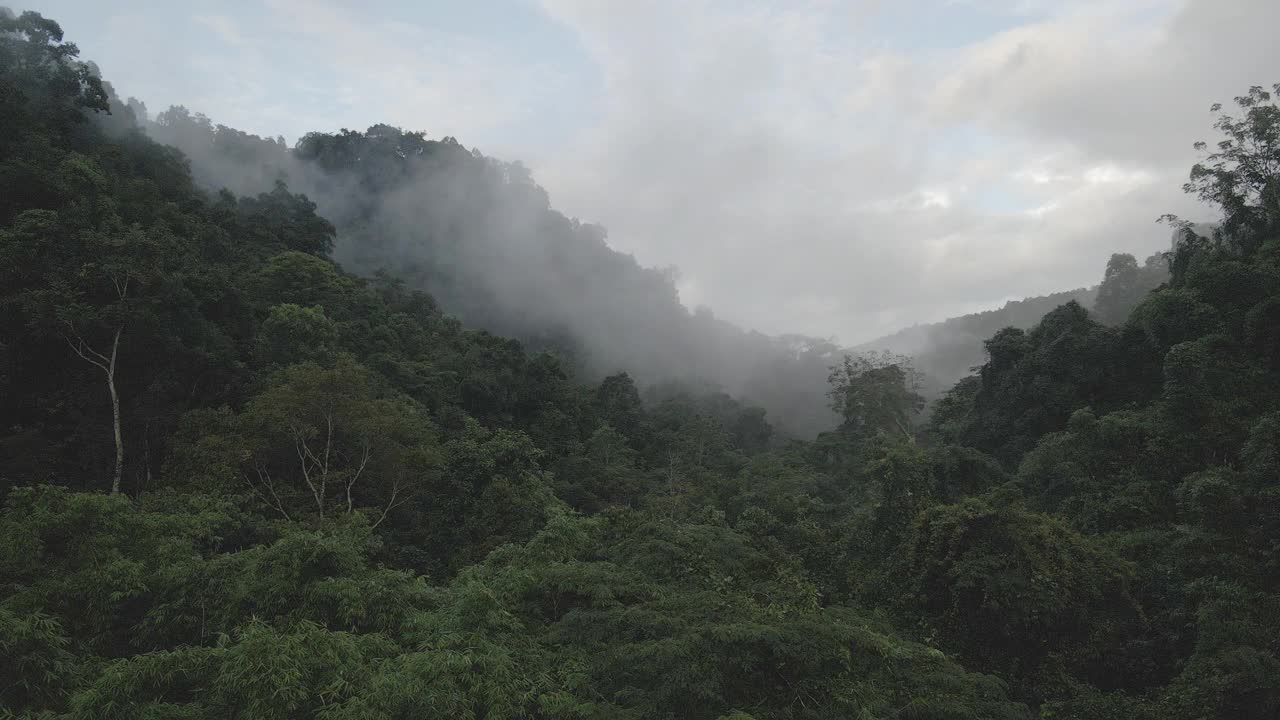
[
  {"left": 238, "top": 358, "right": 440, "bottom": 523},
  {"left": 1163, "top": 83, "right": 1280, "bottom": 250},
  {"left": 827, "top": 351, "right": 924, "bottom": 441},
  {"left": 1094, "top": 253, "right": 1143, "bottom": 325}
]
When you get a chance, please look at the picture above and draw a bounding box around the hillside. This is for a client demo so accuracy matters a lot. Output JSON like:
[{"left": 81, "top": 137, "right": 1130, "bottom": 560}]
[
  {"left": 132, "top": 104, "right": 1177, "bottom": 430},
  {"left": 856, "top": 287, "right": 1098, "bottom": 392},
  {"left": 2, "top": 12, "right": 1280, "bottom": 720},
  {"left": 856, "top": 246, "right": 1168, "bottom": 397},
  {"left": 120, "top": 104, "right": 843, "bottom": 438}
]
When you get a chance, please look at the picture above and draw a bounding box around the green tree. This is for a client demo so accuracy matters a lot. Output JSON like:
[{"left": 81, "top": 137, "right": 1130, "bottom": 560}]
[
  {"left": 827, "top": 351, "right": 924, "bottom": 442},
  {"left": 1094, "top": 253, "right": 1141, "bottom": 325},
  {"left": 897, "top": 493, "right": 1138, "bottom": 693},
  {"left": 1, "top": 207, "right": 199, "bottom": 492},
  {"left": 1164, "top": 83, "right": 1280, "bottom": 249},
  {"left": 167, "top": 357, "right": 441, "bottom": 524},
  {"left": 255, "top": 303, "right": 338, "bottom": 366}
]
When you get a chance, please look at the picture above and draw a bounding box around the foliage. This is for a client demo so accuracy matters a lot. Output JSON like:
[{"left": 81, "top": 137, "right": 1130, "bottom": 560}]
[
  {"left": 826, "top": 351, "right": 924, "bottom": 442},
  {"left": 3, "top": 14, "right": 1280, "bottom": 719}
]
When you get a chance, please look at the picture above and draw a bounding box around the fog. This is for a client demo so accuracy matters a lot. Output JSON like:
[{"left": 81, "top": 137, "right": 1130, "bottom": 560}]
[
  {"left": 106, "top": 102, "right": 843, "bottom": 435},
  {"left": 27, "top": 1, "right": 1278, "bottom": 344},
  {"left": 86, "top": 89, "right": 1192, "bottom": 437}
]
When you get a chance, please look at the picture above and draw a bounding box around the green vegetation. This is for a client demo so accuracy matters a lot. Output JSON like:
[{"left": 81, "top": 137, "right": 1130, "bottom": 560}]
[
  {"left": 3, "top": 11, "right": 1279, "bottom": 719},
  {"left": 857, "top": 250, "right": 1169, "bottom": 399}
]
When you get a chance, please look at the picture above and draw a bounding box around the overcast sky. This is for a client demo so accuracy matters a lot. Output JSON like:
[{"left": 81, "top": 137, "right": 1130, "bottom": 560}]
[{"left": 26, "top": 0, "right": 1280, "bottom": 343}]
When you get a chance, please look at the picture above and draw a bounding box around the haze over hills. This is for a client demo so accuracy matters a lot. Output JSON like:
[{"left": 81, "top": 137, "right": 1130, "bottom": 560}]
[
  {"left": 856, "top": 242, "right": 1179, "bottom": 396},
  {"left": 855, "top": 286, "right": 1098, "bottom": 393},
  {"left": 110, "top": 103, "right": 843, "bottom": 436},
  {"left": 97, "top": 97, "right": 1176, "bottom": 436}
]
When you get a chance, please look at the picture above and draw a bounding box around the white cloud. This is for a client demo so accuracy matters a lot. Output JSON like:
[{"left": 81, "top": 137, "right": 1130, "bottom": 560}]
[
  {"left": 59, "top": 0, "right": 578, "bottom": 147},
  {"left": 51, "top": 0, "right": 1280, "bottom": 344},
  {"left": 920, "top": 189, "right": 953, "bottom": 209},
  {"left": 529, "top": 0, "right": 1277, "bottom": 343},
  {"left": 192, "top": 14, "right": 244, "bottom": 47}
]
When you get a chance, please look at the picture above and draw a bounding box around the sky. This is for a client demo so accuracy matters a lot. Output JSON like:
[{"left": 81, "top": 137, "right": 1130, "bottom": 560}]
[{"left": 24, "top": 0, "right": 1280, "bottom": 344}]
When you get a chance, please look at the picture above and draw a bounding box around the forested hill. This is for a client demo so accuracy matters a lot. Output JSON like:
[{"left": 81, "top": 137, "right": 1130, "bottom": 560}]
[
  {"left": 855, "top": 248, "right": 1169, "bottom": 396},
  {"left": 119, "top": 101, "right": 843, "bottom": 437},
  {"left": 128, "top": 99, "right": 1179, "bottom": 426},
  {"left": 857, "top": 287, "right": 1098, "bottom": 393},
  {"left": 4, "top": 10, "right": 1280, "bottom": 720}
]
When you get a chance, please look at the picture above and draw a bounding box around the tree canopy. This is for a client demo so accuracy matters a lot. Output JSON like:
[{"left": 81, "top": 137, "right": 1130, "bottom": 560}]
[{"left": 2, "top": 12, "right": 1280, "bottom": 720}]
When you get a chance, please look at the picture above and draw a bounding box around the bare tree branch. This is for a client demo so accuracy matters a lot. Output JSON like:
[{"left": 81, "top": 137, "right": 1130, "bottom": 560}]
[
  {"left": 293, "top": 427, "right": 325, "bottom": 518},
  {"left": 62, "top": 325, "right": 111, "bottom": 372},
  {"left": 346, "top": 441, "right": 372, "bottom": 515},
  {"left": 321, "top": 413, "right": 333, "bottom": 511},
  {"left": 62, "top": 323, "right": 125, "bottom": 493},
  {"left": 371, "top": 477, "right": 410, "bottom": 530},
  {"left": 243, "top": 465, "right": 292, "bottom": 521},
  {"left": 258, "top": 464, "right": 291, "bottom": 521},
  {"left": 110, "top": 271, "right": 131, "bottom": 302}
]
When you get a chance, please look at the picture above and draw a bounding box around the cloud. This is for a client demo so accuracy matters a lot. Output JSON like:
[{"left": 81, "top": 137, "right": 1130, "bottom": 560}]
[
  {"left": 42, "top": 0, "right": 1280, "bottom": 345},
  {"left": 255, "top": 0, "right": 583, "bottom": 149},
  {"left": 42, "top": 0, "right": 587, "bottom": 148},
  {"left": 192, "top": 14, "right": 244, "bottom": 47},
  {"left": 530, "top": 0, "right": 1278, "bottom": 343}
]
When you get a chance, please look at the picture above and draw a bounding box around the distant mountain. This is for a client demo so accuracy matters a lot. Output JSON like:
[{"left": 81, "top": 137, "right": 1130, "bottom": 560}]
[
  {"left": 854, "top": 287, "right": 1098, "bottom": 395},
  {"left": 857, "top": 246, "right": 1176, "bottom": 396}
]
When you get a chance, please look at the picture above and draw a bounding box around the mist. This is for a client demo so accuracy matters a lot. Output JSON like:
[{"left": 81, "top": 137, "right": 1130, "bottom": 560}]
[
  {"left": 87, "top": 87, "right": 1189, "bottom": 438},
  {"left": 102, "top": 101, "right": 842, "bottom": 435},
  {"left": 28, "top": 0, "right": 1274, "bottom": 438}
]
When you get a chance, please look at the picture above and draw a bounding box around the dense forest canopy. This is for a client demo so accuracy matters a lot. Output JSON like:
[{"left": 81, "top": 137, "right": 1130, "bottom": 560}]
[{"left": 3, "top": 9, "right": 1280, "bottom": 720}]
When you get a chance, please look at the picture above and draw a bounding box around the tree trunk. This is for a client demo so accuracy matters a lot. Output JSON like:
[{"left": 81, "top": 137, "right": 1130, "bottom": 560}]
[
  {"left": 893, "top": 415, "right": 915, "bottom": 445},
  {"left": 65, "top": 325, "right": 124, "bottom": 494},
  {"left": 108, "top": 359, "right": 123, "bottom": 494}
]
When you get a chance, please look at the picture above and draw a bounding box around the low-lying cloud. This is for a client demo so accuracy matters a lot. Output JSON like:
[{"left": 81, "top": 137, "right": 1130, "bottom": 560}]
[{"left": 531, "top": 0, "right": 1277, "bottom": 342}]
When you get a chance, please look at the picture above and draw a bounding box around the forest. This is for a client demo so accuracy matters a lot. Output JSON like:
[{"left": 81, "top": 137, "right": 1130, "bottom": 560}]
[{"left": 2, "top": 10, "right": 1280, "bottom": 720}]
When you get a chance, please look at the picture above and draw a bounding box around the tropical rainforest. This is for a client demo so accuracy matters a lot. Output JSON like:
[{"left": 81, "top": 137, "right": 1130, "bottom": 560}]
[{"left": 3, "top": 10, "right": 1280, "bottom": 720}]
